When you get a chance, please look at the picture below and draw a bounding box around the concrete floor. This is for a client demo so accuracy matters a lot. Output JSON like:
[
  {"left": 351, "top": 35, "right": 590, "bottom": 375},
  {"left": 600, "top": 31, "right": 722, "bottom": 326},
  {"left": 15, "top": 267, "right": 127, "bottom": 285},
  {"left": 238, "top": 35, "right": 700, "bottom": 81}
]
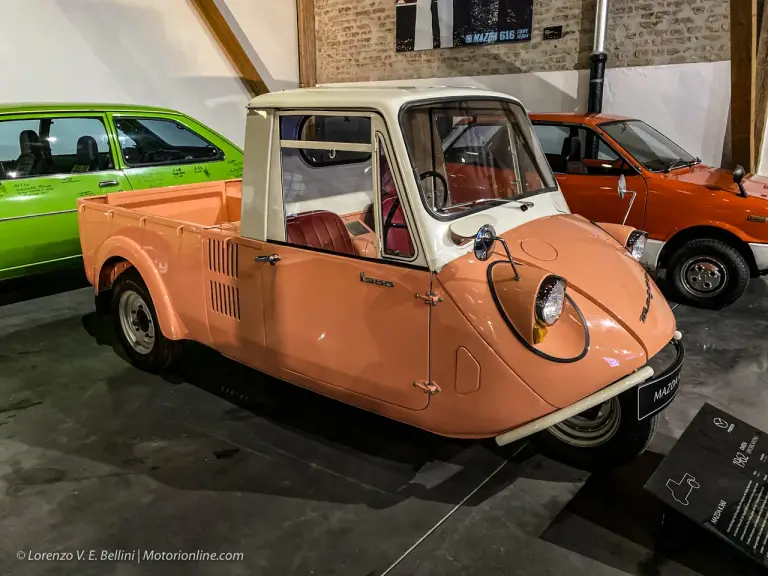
[{"left": 1, "top": 271, "right": 767, "bottom": 575}]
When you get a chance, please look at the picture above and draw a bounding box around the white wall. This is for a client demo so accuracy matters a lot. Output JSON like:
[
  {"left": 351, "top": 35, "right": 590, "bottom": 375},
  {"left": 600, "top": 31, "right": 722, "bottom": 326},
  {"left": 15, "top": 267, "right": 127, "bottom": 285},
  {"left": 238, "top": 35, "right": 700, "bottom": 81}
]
[
  {"left": 0, "top": 0, "right": 299, "bottom": 148},
  {"left": 758, "top": 116, "right": 768, "bottom": 176},
  {"left": 221, "top": 0, "right": 299, "bottom": 92},
  {"left": 322, "top": 61, "right": 731, "bottom": 168}
]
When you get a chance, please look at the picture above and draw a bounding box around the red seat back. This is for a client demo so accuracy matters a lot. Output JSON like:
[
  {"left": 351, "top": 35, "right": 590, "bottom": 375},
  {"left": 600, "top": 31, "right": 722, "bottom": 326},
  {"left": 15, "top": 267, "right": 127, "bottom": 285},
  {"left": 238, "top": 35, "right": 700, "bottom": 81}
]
[
  {"left": 381, "top": 196, "right": 414, "bottom": 257},
  {"left": 286, "top": 210, "right": 355, "bottom": 255}
]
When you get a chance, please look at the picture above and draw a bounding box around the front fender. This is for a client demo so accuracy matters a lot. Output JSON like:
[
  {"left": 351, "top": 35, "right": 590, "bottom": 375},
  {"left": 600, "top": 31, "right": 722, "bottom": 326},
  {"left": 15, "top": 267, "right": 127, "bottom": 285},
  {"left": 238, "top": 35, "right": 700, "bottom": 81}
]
[
  {"left": 594, "top": 222, "right": 636, "bottom": 247},
  {"left": 94, "top": 236, "right": 186, "bottom": 341}
]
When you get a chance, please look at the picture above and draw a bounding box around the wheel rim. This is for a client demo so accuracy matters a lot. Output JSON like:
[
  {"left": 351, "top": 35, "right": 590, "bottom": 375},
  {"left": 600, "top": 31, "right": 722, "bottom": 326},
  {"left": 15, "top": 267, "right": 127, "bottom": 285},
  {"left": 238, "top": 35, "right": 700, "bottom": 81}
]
[
  {"left": 680, "top": 256, "right": 728, "bottom": 298},
  {"left": 548, "top": 397, "right": 621, "bottom": 448},
  {"left": 118, "top": 290, "right": 155, "bottom": 355}
]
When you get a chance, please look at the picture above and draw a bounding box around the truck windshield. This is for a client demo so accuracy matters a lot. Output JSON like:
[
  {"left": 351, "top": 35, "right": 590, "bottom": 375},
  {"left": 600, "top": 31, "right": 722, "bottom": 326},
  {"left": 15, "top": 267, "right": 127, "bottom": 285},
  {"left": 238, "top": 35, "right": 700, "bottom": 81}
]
[
  {"left": 401, "top": 99, "right": 557, "bottom": 219},
  {"left": 600, "top": 120, "right": 696, "bottom": 172}
]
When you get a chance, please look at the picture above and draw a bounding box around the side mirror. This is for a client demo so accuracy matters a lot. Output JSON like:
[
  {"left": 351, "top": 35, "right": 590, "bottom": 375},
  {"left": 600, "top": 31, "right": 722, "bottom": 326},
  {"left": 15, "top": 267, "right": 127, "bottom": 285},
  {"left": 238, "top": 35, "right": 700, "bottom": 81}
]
[
  {"left": 473, "top": 224, "right": 497, "bottom": 261},
  {"left": 618, "top": 174, "right": 628, "bottom": 200},
  {"left": 733, "top": 165, "right": 748, "bottom": 198}
]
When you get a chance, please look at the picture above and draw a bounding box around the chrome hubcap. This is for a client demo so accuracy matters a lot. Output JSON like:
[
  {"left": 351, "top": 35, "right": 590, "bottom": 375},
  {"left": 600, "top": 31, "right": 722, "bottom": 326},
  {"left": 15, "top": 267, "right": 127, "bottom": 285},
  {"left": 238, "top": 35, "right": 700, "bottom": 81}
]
[
  {"left": 681, "top": 257, "right": 727, "bottom": 297},
  {"left": 548, "top": 397, "right": 621, "bottom": 448},
  {"left": 118, "top": 291, "right": 155, "bottom": 355}
]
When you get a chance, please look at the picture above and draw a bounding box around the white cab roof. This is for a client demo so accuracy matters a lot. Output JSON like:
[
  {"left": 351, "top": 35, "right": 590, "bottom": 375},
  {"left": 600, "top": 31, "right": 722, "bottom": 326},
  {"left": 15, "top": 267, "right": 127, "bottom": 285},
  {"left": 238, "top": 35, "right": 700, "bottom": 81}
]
[{"left": 247, "top": 86, "right": 524, "bottom": 112}]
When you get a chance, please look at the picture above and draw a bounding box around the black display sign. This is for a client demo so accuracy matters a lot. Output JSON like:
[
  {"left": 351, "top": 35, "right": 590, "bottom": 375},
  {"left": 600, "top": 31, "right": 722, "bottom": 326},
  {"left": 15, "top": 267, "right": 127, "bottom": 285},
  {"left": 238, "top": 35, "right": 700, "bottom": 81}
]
[
  {"left": 646, "top": 403, "right": 768, "bottom": 567},
  {"left": 543, "top": 25, "right": 563, "bottom": 40},
  {"left": 396, "top": 0, "right": 534, "bottom": 53}
]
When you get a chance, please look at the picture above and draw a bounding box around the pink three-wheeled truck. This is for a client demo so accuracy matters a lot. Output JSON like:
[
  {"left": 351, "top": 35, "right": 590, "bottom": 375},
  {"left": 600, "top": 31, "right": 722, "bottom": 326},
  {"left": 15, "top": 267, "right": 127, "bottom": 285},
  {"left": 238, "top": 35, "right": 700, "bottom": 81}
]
[{"left": 78, "top": 86, "right": 684, "bottom": 470}]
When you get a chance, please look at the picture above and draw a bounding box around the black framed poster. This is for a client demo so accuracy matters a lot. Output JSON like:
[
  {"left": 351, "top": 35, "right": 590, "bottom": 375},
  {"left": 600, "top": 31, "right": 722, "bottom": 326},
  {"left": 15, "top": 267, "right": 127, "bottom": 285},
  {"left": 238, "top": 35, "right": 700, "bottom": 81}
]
[{"left": 395, "top": 0, "right": 534, "bottom": 52}]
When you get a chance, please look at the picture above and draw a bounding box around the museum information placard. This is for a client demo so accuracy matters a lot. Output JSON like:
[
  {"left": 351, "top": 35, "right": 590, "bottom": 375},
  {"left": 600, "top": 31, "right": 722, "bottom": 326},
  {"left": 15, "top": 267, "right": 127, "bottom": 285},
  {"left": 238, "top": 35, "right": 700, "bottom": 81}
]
[{"left": 646, "top": 403, "right": 768, "bottom": 567}]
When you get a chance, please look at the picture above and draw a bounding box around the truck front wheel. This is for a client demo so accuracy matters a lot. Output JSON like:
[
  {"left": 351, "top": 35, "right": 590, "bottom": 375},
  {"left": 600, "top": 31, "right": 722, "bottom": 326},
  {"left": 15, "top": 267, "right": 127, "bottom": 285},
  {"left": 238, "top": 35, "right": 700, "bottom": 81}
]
[
  {"left": 531, "top": 389, "right": 658, "bottom": 471},
  {"left": 112, "top": 269, "right": 181, "bottom": 373}
]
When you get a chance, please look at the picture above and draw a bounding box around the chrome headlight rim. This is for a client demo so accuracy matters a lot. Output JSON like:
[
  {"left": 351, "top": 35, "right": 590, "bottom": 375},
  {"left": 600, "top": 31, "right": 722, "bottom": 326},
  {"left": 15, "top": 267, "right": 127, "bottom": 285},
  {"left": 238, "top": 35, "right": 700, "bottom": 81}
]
[
  {"left": 535, "top": 275, "right": 567, "bottom": 326},
  {"left": 626, "top": 230, "right": 648, "bottom": 261}
]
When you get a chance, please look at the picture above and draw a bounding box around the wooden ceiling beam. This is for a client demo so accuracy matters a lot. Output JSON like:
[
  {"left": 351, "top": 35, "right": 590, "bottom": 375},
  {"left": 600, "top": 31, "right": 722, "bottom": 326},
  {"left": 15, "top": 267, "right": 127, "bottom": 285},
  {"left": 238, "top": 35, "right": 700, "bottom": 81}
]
[
  {"left": 189, "top": 0, "right": 269, "bottom": 98},
  {"left": 297, "top": 0, "right": 318, "bottom": 88},
  {"left": 731, "top": 0, "right": 758, "bottom": 171},
  {"left": 754, "top": 1, "right": 768, "bottom": 170}
]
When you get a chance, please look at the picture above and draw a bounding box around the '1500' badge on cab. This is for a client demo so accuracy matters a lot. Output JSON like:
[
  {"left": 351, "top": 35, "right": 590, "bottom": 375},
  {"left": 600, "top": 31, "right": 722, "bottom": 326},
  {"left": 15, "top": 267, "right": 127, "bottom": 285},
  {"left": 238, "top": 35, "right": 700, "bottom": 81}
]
[{"left": 360, "top": 272, "right": 394, "bottom": 288}]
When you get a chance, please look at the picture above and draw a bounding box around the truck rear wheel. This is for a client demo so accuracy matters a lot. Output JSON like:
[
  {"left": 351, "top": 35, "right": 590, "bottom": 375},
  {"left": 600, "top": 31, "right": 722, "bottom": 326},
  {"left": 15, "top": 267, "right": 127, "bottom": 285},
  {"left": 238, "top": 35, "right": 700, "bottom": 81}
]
[
  {"left": 531, "top": 388, "right": 658, "bottom": 471},
  {"left": 112, "top": 269, "right": 181, "bottom": 373}
]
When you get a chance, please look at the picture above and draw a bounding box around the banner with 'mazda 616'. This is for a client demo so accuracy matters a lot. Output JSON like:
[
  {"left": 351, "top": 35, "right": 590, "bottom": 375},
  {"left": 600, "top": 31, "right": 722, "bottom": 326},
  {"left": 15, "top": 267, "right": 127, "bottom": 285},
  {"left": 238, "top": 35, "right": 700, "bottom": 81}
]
[{"left": 395, "top": 0, "right": 533, "bottom": 53}]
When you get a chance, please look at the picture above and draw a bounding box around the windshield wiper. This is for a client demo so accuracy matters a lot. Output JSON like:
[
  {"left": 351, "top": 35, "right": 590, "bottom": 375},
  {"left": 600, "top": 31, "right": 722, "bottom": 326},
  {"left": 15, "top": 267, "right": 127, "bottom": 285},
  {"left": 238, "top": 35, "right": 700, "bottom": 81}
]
[
  {"left": 665, "top": 158, "right": 699, "bottom": 173},
  {"left": 438, "top": 198, "right": 505, "bottom": 212}
]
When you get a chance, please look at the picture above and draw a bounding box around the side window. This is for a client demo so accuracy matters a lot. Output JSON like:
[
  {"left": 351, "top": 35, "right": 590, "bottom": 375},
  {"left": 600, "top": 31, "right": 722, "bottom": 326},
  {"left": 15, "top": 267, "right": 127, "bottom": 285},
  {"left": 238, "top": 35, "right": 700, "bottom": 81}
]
[
  {"left": 533, "top": 123, "right": 630, "bottom": 177},
  {"left": 114, "top": 117, "right": 222, "bottom": 167},
  {"left": 278, "top": 114, "right": 415, "bottom": 262},
  {"left": 580, "top": 130, "right": 630, "bottom": 176},
  {"left": 532, "top": 124, "right": 570, "bottom": 173},
  {"left": 283, "top": 115, "right": 371, "bottom": 167},
  {"left": 279, "top": 114, "right": 375, "bottom": 258},
  {"left": 0, "top": 119, "right": 41, "bottom": 179},
  {"left": 379, "top": 135, "right": 415, "bottom": 259},
  {"left": 0, "top": 117, "right": 113, "bottom": 180},
  {"left": 48, "top": 118, "right": 113, "bottom": 174}
]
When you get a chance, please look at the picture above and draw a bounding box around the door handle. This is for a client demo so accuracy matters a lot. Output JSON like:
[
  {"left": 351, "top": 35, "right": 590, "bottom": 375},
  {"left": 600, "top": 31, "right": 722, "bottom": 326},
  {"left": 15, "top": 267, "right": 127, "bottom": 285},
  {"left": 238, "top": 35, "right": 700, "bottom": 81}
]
[
  {"left": 254, "top": 254, "right": 280, "bottom": 265},
  {"left": 99, "top": 180, "right": 120, "bottom": 188}
]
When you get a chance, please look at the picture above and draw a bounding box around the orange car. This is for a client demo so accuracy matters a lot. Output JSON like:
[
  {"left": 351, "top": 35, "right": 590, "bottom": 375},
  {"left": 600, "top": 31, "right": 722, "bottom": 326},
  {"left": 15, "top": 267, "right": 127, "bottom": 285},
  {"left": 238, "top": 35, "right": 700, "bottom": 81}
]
[
  {"left": 77, "top": 87, "right": 683, "bottom": 471},
  {"left": 531, "top": 113, "right": 768, "bottom": 308}
]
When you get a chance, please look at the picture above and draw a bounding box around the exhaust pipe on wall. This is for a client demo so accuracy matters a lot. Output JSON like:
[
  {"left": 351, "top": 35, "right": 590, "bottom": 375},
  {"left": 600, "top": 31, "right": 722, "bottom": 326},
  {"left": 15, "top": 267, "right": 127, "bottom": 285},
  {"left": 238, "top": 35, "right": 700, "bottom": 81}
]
[{"left": 587, "top": 0, "right": 610, "bottom": 114}]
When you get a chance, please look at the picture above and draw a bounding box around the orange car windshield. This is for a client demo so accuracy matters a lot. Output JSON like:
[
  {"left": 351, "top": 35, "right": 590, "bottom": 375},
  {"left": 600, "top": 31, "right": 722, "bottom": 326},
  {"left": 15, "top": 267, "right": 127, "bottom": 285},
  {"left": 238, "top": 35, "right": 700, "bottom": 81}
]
[
  {"left": 401, "top": 99, "right": 557, "bottom": 219},
  {"left": 601, "top": 119, "right": 696, "bottom": 172}
]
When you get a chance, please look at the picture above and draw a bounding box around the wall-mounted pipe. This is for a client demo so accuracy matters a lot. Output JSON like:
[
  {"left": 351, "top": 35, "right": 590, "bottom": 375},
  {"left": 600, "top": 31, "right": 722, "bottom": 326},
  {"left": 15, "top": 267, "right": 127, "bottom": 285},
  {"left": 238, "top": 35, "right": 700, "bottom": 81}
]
[{"left": 588, "top": 0, "right": 610, "bottom": 114}]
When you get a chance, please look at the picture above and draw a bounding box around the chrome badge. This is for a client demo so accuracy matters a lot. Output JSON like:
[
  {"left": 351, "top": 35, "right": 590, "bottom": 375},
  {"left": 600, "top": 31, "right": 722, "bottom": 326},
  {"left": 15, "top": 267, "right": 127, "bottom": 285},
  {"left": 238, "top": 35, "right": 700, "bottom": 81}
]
[{"left": 640, "top": 273, "right": 654, "bottom": 323}]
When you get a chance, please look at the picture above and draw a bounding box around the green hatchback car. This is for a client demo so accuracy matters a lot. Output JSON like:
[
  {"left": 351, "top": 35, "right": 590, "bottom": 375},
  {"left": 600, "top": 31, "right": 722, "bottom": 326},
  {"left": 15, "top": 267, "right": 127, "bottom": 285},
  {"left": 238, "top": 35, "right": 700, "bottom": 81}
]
[{"left": 0, "top": 103, "right": 243, "bottom": 281}]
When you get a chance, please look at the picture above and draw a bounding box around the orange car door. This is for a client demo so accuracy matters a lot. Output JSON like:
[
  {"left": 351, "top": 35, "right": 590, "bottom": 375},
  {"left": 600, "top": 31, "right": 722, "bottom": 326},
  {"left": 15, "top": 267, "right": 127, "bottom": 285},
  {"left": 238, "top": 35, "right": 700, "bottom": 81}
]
[
  {"left": 533, "top": 123, "right": 647, "bottom": 228},
  {"left": 257, "top": 115, "right": 432, "bottom": 411}
]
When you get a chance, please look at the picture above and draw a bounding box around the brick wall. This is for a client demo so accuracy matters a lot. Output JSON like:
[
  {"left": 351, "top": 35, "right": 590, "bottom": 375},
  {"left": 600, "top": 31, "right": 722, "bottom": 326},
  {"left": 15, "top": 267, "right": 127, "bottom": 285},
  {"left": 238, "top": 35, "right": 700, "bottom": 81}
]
[{"left": 315, "top": 0, "right": 730, "bottom": 84}]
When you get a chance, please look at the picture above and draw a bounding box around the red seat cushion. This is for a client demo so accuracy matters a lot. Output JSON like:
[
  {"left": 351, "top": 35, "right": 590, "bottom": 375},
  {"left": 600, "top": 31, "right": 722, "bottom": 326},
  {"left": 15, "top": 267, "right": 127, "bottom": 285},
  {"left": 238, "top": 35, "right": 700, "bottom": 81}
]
[{"left": 286, "top": 210, "right": 355, "bottom": 255}]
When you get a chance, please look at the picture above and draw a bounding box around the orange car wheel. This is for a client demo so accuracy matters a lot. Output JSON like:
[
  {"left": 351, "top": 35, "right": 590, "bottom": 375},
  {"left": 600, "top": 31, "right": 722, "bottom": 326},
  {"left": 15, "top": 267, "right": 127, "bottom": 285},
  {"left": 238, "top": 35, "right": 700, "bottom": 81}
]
[{"left": 667, "top": 238, "right": 749, "bottom": 309}]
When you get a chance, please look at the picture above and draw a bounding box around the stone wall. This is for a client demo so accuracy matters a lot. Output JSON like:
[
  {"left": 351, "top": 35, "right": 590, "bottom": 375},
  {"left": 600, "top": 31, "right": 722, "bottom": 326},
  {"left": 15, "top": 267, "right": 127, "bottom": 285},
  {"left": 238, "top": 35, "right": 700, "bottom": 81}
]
[{"left": 315, "top": 0, "right": 730, "bottom": 83}]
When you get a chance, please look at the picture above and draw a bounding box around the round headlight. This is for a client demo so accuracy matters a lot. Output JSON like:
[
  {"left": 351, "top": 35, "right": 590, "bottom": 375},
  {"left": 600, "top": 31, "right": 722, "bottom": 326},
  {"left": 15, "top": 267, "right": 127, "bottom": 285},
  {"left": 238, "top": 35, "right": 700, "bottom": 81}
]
[
  {"left": 535, "top": 276, "right": 566, "bottom": 326},
  {"left": 626, "top": 230, "right": 648, "bottom": 261}
]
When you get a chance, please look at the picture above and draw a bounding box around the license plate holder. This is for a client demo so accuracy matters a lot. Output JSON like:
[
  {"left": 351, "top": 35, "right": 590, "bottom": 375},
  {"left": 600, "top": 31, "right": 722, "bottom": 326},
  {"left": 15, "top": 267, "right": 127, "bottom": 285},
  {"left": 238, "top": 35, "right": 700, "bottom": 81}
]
[{"left": 637, "top": 339, "right": 684, "bottom": 421}]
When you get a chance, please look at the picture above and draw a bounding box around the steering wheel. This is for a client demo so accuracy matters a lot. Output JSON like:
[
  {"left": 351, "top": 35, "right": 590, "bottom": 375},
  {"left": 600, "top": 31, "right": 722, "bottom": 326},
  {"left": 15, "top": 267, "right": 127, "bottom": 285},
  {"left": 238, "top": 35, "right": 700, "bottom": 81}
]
[
  {"left": 419, "top": 170, "right": 449, "bottom": 211},
  {"left": 382, "top": 197, "right": 409, "bottom": 256}
]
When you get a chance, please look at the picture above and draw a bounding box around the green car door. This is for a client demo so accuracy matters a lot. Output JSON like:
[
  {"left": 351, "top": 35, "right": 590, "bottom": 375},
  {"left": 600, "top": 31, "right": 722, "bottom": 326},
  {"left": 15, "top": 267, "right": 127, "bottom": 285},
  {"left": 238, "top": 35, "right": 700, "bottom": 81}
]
[
  {"left": 108, "top": 113, "right": 243, "bottom": 190},
  {"left": 0, "top": 113, "right": 130, "bottom": 280}
]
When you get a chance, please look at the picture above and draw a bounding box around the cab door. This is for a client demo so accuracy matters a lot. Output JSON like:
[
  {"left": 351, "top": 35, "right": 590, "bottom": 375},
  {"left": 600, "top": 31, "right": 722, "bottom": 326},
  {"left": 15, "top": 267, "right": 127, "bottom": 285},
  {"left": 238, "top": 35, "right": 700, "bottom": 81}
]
[
  {"left": 255, "top": 112, "right": 432, "bottom": 411},
  {"left": 0, "top": 113, "right": 130, "bottom": 279},
  {"left": 108, "top": 114, "right": 242, "bottom": 191},
  {"left": 533, "top": 122, "right": 647, "bottom": 228}
]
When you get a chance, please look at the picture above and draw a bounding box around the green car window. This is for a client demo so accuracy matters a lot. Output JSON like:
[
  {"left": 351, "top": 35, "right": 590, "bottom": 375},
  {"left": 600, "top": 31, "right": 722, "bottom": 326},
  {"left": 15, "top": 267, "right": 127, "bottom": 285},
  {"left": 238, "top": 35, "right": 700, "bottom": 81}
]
[
  {"left": 114, "top": 117, "right": 223, "bottom": 167},
  {"left": 0, "top": 117, "right": 113, "bottom": 179}
]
